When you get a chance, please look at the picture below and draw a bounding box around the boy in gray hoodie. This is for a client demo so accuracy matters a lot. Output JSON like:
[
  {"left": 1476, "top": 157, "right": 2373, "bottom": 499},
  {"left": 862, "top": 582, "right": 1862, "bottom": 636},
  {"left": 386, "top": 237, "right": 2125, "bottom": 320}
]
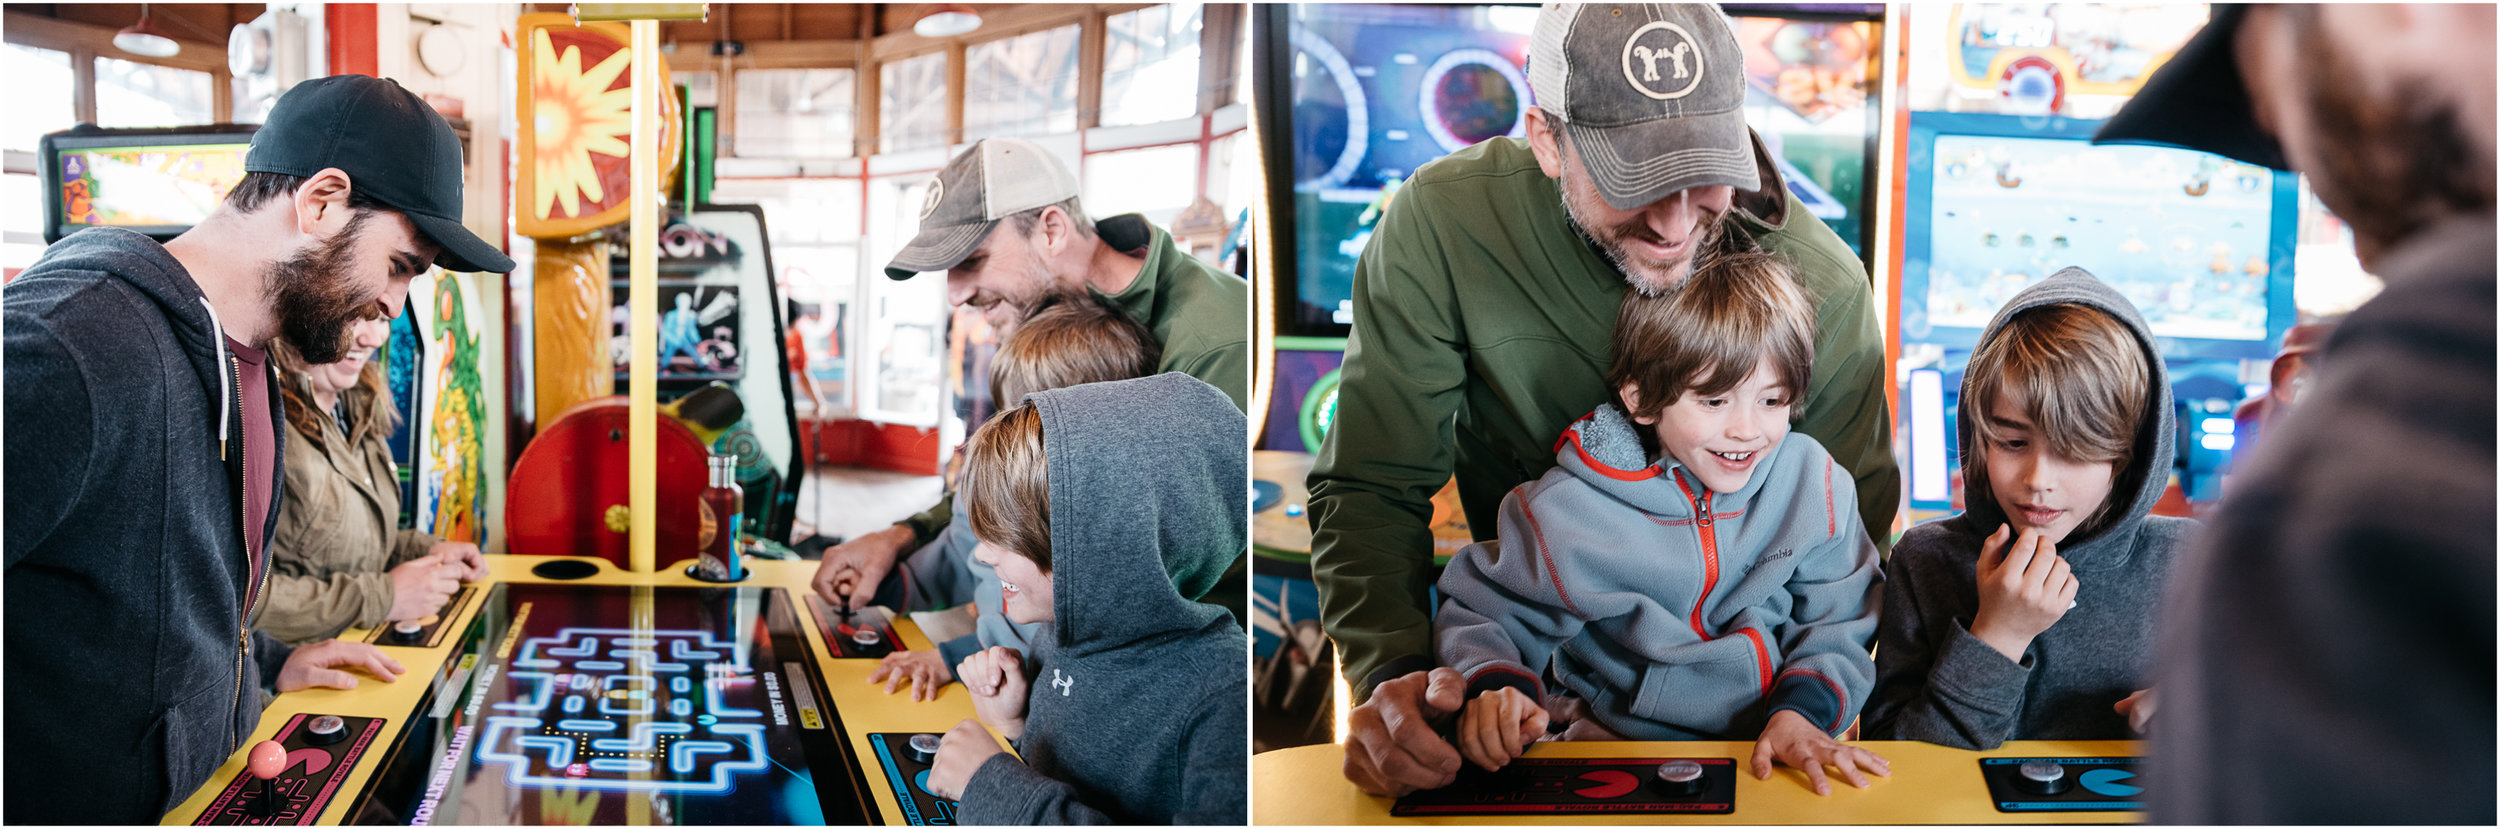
[
  {"left": 921, "top": 372, "right": 1247, "bottom": 823},
  {"left": 1435, "top": 253, "right": 1887, "bottom": 796},
  {"left": 865, "top": 293, "right": 1161, "bottom": 700},
  {"left": 1865, "top": 266, "right": 2196, "bottom": 749}
]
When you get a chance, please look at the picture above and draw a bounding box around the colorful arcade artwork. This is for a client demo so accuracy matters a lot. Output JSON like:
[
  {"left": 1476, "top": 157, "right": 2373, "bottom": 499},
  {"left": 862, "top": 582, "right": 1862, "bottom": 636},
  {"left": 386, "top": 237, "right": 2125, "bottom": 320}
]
[
  {"left": 419, "top": 274, "right": 489, "bottom": 545},
  {"left": 53, "top": 143, "right": 250, "bottom": 230},
  {"left": 345, "top": 584, "right": 859, "bottom": 825},
  {"left": 1905, "top": 113, "right": 2294, "bottom": 355},
  {"left": 515, "top": 12, "right": 679, "bottom": 240}
]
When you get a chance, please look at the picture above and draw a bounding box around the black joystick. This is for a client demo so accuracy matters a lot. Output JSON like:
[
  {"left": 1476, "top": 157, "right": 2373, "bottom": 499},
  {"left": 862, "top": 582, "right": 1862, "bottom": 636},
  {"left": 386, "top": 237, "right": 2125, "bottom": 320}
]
[
  {"left": 2015, "top": 760, "right": 2071, "bottom": 795},
  {"left": 851, "top": 628, "right": 887, "bottom": 657},
  {"left": 1653, "top": 760, "right": 1706, "bottom": 797},
  {"left": 304, "top": 715, "right": 348, "bottom": 746},
  {"left": 908, "top": 732, "right": 943, "bottom": 765},
  {"left": 390, "top": 620, "right": 425, "bottom": 644}
]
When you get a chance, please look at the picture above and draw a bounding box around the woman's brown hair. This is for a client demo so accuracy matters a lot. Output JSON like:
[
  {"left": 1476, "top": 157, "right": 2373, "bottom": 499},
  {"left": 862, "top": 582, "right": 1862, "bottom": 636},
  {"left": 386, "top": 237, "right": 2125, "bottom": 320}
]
[{"left": 267, "top": 335, "right": 396, "bottom": 451}]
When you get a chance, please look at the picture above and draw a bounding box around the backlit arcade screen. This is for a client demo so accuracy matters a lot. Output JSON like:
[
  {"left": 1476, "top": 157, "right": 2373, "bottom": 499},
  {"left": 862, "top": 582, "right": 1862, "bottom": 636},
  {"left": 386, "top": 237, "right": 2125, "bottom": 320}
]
[
  {"left": 40, "top": 124, "right": 259, "bottom": 242},
  {"left": 343, "top": 583, "right": 872, "bottom": 825},
  {"left": 1278, "top": 3, "right": 1539, "bottom": 335}
]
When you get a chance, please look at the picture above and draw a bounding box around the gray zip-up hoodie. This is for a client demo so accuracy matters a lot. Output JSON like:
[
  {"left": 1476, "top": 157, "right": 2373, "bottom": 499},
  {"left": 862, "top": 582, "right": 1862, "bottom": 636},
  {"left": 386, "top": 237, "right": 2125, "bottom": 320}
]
[
  {"left": 1866, "top": 267, "right": 2196, "bottom": 749},
  {"left": 4, "top": 227, "right": 295, "bottom": 822},
  {"left": 956, "top": 373, "right": 1247, "bottom": 824},
  {"left": 1435, "top": 404, "right": 1883, "bottom": 740}
]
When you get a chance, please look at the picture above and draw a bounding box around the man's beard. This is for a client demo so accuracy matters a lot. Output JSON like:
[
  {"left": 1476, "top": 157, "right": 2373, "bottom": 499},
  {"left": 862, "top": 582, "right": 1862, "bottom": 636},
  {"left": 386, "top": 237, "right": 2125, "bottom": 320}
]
[
  {"left": 1556, "top": 169, "right": 1727, "bottom": 298},
  {"left": 984, "top": 249, "right": 1064, "bottom": 338},
  {"left": 2292, "top": 10, "right": 2494, "bottom": 257},
  {"left": 265, "top": 210, "right": 377, "bottom": 364}
]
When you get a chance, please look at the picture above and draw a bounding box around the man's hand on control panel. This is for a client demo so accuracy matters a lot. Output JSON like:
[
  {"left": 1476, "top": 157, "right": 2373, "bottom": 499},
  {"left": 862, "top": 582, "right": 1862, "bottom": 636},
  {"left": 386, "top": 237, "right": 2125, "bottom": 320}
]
[{"left": 277, "top": 640, "right": 406, "bottom": 693}]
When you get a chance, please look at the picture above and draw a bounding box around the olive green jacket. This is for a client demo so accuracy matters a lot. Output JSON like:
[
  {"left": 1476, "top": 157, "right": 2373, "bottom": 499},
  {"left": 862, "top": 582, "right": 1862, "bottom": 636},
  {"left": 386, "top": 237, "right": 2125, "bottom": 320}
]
[
  {"left": 1308, "top": 134, "right": 1899, "bottom": 699},
  {"left": 257, "top": 397, "right": 441, "bottom": 644}
]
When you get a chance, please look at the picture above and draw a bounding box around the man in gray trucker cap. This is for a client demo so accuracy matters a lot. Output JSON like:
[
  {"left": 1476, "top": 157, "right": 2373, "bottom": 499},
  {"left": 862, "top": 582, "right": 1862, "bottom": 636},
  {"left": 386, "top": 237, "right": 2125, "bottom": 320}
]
[
  {"left": 1311, "top": 3, "right": 1899, "bottom": 798},
  {"left": 812, "top": 137, "right": 1249, "bottom": 630}
]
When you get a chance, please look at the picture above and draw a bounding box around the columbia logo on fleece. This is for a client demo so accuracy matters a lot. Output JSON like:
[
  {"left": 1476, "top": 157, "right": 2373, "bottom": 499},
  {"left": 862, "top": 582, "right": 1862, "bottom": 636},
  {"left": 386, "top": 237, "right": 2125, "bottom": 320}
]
[{"left": 1052, "top": 668, "right": 1074, "bottom": 697}]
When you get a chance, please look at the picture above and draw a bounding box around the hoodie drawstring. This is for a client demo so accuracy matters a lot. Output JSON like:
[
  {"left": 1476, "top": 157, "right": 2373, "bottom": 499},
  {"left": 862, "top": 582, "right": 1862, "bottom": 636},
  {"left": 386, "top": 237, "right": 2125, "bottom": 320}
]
[{"left": 199, "top": 298, "right": 229, "bottom": 460}]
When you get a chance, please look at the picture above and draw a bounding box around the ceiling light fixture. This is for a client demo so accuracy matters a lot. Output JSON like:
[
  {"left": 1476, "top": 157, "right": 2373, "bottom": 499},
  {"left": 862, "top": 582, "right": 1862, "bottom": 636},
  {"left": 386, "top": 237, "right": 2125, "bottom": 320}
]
[
  {"left": 114, "top": 4, "right": 182, "bottom": 58},
  {"left": 913, "top": 4, "right": 982, "bottom": 39}
]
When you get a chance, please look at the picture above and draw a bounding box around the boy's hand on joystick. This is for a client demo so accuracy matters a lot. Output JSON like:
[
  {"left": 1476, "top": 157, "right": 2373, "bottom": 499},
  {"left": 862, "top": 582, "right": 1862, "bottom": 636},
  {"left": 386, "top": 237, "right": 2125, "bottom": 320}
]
[
  {"left": 1968, "top": 525, "right": 2080, "bottom": 663},
  {"left": 1454, "top": 686, "right": 1546, "bottom": 771},
  {"left": 923, "top": 719, "right": 1002, "bottom": 801},
  {"left": 956, "top": 646, "right": 1029, "bottom": 739},
  {"left": 869, "top": 649, "right": 952, "bottom": 701}
]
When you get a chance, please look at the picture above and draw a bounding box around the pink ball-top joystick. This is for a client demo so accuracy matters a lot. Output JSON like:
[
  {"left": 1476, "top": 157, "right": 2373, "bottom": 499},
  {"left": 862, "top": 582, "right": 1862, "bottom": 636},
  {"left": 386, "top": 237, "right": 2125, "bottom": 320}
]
[
  {"left": 248, "top": 741, "right": 288, "bottom": 780},
  {"left": 248, "top": 741, "right": 287, "bottom": 818}
]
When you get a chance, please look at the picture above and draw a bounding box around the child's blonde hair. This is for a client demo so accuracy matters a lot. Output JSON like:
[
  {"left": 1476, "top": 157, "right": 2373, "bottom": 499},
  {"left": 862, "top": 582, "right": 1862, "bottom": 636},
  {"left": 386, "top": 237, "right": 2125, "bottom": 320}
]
[
  {"left": 1605, "top": 251, "right": 1815, "bottom": 422},
  {"left": 990, "top": 293, "right": 1161, "bottom": 410},
  {"left": 964, "top": 403, "right": 1052, "bottom": 570},
  {"left": 1963, "top": 302, "right": 2151, "bottom": 538}
]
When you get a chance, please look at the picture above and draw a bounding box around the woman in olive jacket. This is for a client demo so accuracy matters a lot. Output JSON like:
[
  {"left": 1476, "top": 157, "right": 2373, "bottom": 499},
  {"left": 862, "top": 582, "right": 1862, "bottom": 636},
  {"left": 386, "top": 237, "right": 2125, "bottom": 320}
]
[{"left": 259, "top": 317, "right": 484, "bottom": 645}]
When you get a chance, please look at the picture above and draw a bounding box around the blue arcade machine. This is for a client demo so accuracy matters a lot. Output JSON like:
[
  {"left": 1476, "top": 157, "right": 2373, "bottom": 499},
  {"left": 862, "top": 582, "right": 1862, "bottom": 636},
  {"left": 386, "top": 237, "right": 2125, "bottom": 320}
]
[{"left": 1896, "top": 111, "right": 2300, "bottom": 519}]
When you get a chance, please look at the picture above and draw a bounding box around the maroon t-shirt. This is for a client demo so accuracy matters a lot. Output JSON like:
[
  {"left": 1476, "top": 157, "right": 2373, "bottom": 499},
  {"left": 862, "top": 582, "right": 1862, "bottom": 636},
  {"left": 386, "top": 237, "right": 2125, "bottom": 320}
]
[{"left": 226, "top": 336, "right": 277, "bottom": 602}]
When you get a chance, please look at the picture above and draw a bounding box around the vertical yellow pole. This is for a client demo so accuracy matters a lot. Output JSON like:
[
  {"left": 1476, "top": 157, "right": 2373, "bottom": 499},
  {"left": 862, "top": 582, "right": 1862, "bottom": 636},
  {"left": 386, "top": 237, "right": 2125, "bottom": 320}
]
[{"left": 628, "top": 19, "right": 660, "bottom": 575}]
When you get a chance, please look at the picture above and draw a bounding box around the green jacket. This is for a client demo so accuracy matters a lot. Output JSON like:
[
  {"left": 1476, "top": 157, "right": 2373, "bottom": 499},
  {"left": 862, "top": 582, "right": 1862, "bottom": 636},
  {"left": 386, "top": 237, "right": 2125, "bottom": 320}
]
[
  {"left": 1308, "top": 135, "right": 1898, "bottom": 699},
  {"left": 902, "top": 213, "right": 1250, "bottom": 544},
  {"left": 258, "top": 390, "right": 442, "bottom": 644}
]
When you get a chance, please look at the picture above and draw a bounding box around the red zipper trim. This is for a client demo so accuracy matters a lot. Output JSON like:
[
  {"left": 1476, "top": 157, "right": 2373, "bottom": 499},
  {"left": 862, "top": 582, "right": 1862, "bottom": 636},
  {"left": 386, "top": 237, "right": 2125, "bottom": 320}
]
[
  {"left": 1671, "top": 471, "right": 1721, "bottom": 639},
  {"left": 1556, "top": 413, "right": 1664, "bottom": 481},
  {"left": 1517, "top": 498, "right": 1584, "bottom": 617},
  {"left": 1741, "top": 629, "right": 1775, "bottom": 697}
]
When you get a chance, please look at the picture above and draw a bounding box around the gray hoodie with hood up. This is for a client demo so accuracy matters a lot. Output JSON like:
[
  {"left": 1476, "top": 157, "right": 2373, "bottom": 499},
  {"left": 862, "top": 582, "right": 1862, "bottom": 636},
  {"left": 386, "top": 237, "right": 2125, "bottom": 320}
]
[
  {"left": 957, "top": 372, "right": 1247, "bottom": 825},
  {"left": 1866, "top": 267, "right": 2196, "bottom": 749}
]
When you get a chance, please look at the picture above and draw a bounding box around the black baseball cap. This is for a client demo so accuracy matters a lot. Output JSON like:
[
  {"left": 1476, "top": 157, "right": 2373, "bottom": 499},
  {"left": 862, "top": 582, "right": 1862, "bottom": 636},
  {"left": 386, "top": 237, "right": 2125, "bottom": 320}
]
[
  {"left": 246, "top": 74, "right": 516, "bottom": 273},
  {"left": 2092, "top": 5, "right": 2291, "bottom": 171}
]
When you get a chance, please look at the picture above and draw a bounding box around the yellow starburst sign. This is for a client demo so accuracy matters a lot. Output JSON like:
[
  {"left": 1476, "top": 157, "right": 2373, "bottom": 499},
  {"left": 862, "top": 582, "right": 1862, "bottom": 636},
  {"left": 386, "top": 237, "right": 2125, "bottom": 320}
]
[{"left": 515, "top": 13, "right": 680, "bottom": 239}]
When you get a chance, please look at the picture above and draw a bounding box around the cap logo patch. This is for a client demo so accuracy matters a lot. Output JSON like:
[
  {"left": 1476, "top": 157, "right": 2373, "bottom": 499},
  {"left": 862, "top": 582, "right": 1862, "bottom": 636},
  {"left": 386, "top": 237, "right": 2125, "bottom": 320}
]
[
  {"left": 1621, "top": 21, "right": 1703, "bottom": 100},
  {"left": 919, "top": 179, "right": 945, "bottom": 221}
]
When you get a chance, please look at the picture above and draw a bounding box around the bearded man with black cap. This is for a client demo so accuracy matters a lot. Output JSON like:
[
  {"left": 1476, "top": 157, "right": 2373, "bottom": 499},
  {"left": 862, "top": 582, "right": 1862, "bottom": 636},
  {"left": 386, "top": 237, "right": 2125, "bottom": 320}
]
[
  {"left": 2092, "top": 5, "right": 2494, "bottom": 823},
  {"left": 4, "top": 75, "right": 517, "bottom": 823}
]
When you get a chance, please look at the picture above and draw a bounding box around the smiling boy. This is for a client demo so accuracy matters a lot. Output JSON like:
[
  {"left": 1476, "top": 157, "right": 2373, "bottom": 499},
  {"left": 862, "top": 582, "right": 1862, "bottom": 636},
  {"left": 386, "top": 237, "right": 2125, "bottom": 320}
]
[
  {"left": 1433, "top": 252, "right": 1887, "bottom": 796},
  {"left": 1865, "top": 266, "right": 2194, "bottom": 749}
]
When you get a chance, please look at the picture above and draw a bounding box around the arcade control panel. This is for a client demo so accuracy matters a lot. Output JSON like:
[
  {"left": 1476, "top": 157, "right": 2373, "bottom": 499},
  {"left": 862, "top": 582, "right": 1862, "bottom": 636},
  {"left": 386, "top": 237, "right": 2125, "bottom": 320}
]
[
  {"left": 363, "top": 585, "right": 483, "bottom": 648},
  {"left": 1394, "top": 757, "right": 1738, "bottom": 816},
  {"left": 805, "top": 595, "right": 907, "bottom": 659},
  {"left": 868, "top": 733, "right": 962, "bottom": 826},
  {"left": 193, "top": 715, "right": 386, "bottom": 825},
  {"left": 1980, "top": 756, "right": 2145, "bottom": 812}
]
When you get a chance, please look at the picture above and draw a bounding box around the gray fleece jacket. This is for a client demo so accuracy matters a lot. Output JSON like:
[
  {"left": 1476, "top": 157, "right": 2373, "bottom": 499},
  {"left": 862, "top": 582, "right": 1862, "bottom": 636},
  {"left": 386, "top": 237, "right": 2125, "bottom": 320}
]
[
  {"left": 957, "top": 373, "right": 1247, "bottom": 824},
  {"left": 1435, "top": 404, "right": 1883, "bottom": 740},
  {"left": 1866, "top": 267, "right": 2197, "bottom": 749}
]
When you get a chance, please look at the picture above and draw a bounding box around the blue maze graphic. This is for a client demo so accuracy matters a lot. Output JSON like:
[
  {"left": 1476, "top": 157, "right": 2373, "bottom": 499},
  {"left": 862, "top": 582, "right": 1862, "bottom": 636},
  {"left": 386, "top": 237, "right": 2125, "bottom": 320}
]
[{"left": 476, "top": 628, "right": 776, "bottom": 795}]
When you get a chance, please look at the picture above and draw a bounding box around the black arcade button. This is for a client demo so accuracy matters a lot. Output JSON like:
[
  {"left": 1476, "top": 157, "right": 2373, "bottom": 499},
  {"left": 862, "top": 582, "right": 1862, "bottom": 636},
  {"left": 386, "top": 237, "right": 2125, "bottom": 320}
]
[
  {"left": 908, "top": 732, "right": 942, "bottom": 764},
  {"left": 390, "top": 620, "right": 425, "bottom": 643}
]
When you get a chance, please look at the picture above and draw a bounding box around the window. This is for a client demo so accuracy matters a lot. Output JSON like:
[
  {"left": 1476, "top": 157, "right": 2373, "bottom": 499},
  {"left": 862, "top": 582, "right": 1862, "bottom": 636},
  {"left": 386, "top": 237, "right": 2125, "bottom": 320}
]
[
  {"left": 879, "top": 51, "right": 948, "bottom": 154},
  {"left": 1084, "top": 143, "right": 1198, "bottom": 226},
  {"left": 733, "top": 68, "right": 857, "bottom": 159},
  {"left": 709, "top": 177, "right": 866, "bottom": 412},
  {"left": 94, "top": 57, "right": 213, "bottom": 128},
  {"left": 962, "top": 25, "right": 1080, "bottom": 142},
  {"left": 1101, "top": 4, "right": 1204, "bottom": 127},
  {"left": 6, "top": 44, "right": 76, "bottom": 153},
  {"left": 673, "top": 70, "right": 719, "bottom": 108}
]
